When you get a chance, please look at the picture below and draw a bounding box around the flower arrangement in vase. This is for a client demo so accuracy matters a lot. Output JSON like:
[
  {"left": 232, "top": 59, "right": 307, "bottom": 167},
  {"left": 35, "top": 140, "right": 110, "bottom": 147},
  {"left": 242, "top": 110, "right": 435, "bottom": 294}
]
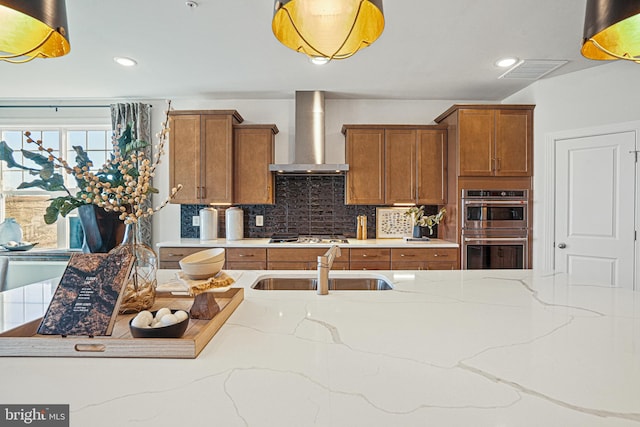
[
  {"left": 405, "top": 206, "right": 446, "bottom": 238},
  {"left": 0, "top": 100, "right": 182, "bottom": 312}
]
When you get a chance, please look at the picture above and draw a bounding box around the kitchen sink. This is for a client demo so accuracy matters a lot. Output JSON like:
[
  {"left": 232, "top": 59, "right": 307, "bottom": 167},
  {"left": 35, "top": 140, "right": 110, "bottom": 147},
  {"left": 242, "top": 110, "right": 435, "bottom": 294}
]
[{"left": 252, "top": 277, "right": 392, "bottom": 291}]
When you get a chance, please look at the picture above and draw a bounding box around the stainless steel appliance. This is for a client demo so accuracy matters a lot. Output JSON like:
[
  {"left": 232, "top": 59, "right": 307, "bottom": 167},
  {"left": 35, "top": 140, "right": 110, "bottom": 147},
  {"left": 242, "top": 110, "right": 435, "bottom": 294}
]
[
  {"left": 461, "top": 189, "right": 529, "bottom": 269},
  {"left": 268, "top": 234, "right": 349, "bottom": 244}
]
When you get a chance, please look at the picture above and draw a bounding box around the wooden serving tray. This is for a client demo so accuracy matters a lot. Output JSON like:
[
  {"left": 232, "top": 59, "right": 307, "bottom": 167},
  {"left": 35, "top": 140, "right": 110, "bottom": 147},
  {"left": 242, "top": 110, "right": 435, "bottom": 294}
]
[{"left": 0, "top": 288, "right": 243, "bottom": 359}]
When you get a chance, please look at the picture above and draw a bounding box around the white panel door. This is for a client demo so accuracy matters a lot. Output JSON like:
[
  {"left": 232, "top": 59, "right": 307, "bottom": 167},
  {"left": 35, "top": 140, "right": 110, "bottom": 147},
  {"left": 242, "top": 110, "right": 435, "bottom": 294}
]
[{"left": 555, "top": 131, "right": 636, "bottom": 288}]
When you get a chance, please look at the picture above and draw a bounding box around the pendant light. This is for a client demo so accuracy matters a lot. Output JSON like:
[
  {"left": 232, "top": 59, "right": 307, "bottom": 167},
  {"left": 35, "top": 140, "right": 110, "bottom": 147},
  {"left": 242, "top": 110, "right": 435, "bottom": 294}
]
[
  {"left": 0, "top": 0, "right": 70, "bottom": 64},
  {"left": 272, "top": 0, "right": 384, "bottom": 62},
  {"left": 581, "top": 0, "right": 640, "bottom": 63}
]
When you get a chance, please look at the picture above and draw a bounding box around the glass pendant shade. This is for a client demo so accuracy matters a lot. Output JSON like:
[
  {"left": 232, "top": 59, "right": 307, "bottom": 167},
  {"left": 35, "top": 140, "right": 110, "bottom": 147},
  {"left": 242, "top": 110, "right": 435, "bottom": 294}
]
[
  {"left": 272, "top": 0, "right": 384, "bottom": 61},
  {"left": 0, "top": 0, "right": 70, "bottom": 63},
  {"left": 581, "top": 0, "right": 640, "bottom": 62}
]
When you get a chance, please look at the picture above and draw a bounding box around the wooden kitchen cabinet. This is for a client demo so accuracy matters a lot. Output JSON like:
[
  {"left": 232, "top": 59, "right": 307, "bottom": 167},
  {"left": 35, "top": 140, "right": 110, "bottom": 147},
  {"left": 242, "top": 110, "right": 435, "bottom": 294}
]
[
  {"left": 225, "top": 247, "right": 267, "bottom": 270},
  {"left": 391, "top": 248, "right": 458, "bottom": 270},
  {"left": 435, "top": 105, "right": 533, "bottom": 177},
  {"left": 343, "top": 125, "right": 447, "bottom": 205},
  {"left": 233, "top": 124, "right": 278, "bottom": 205},
  {"left": 344, "top": 127, "right": 385, "bottom": 205},
  {"left": 158, "top": 246, "right": 208, "bottom": 269},
  {"left": 169, "top": 110, "right": 243, "bottom": 204},
  {"left": 386, "top": 128, "right": 447, "bottom": 205},
  {"left": 267, "top": 248, "right": 350, "bottom": 270},
  {"left": 349, "top": 248, "right": 390, "bottom": 270},
  {"left": 385, "top": 129, "right": 416, "bottom": 204},
  {"left": 159, "top": 246, "right": 266, "bottom": 270}
]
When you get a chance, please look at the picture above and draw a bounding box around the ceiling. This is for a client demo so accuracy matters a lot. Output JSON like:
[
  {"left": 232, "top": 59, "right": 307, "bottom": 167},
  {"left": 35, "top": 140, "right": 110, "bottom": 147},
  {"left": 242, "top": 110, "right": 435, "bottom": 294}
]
[{"left": 0, "top": 0, "right": 603, "bottom": 102}]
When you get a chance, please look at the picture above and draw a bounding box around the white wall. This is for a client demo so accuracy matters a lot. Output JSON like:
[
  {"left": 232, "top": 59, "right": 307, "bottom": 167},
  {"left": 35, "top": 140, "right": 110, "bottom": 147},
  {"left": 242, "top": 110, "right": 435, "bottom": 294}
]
[{"left": 503, "top": 61, "right": 640, "bottom": 269}]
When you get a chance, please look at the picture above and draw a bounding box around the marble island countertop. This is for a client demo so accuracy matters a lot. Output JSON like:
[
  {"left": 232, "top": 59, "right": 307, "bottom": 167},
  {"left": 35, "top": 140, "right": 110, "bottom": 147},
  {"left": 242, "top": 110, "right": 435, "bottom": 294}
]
[
  {"left": 1, "top": 269, "right": 639, "bottom": 426},
  {"left": 157, "top": 237, "right": 459, "bottom": 248}
]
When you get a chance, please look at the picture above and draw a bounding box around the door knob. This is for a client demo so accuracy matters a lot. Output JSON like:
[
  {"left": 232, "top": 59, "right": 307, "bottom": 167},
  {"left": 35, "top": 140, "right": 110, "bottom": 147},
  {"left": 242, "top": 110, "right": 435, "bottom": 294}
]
[{"left": 557, "top": 242, "right": 567, "bottom": 249}]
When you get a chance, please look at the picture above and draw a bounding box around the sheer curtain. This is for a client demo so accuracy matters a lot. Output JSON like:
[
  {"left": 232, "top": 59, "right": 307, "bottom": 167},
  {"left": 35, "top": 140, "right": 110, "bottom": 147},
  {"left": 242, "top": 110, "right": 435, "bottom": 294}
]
[{"left": 110, "top": 103, "right": 152, "bottom": 246}]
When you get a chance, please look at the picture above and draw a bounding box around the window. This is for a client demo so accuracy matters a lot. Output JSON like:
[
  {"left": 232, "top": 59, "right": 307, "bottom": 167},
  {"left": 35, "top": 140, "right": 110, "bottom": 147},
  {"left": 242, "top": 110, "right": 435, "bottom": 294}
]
[{"left": 0, "top": 126, "right": 112, "bottom": 249}]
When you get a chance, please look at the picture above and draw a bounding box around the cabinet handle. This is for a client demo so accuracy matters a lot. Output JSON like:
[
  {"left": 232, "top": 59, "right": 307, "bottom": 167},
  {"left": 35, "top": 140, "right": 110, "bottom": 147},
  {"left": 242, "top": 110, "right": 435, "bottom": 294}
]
[
  {"left": 167, "top": 253, "right": 184, "bottom": 258},
  {"left": 201, "top": 186, "right": 206, "bottom": 199},
  {"left": 400, "top": 254, "right": 414, "bottom": 257},
  {"left": 238, "top": 254, "right": 254, "bottom": 257},
  {"left": 362, "top": 254, "right": 377, "bottom": 258}
]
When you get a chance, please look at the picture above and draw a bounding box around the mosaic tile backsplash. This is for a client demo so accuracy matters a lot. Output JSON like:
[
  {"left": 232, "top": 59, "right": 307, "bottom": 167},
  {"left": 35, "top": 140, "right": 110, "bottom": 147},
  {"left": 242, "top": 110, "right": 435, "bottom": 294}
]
[{"left": 180, "top": 175, "right": 438, "bottom": 239}]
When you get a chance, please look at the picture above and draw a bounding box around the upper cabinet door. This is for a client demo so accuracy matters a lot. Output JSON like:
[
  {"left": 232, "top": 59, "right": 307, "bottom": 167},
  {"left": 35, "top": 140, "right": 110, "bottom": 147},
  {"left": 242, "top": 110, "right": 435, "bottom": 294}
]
[
  {"left": 455, "top": 107, "right": 533, "bottom": 177},
  {"left": 417, "top": 129, "right": 447, "bottom": 205},
  {"left": 169, "top": 114, "right": 201, "bottom": 204},
  {"left": 458, "top": 109, "right": 495, "bottom": 176},
  {"left": 385, "top": 129, "right": 416, "bottom": 205},
  {"left": 202, "top": 114, "right": 234, "bottom": 204},
  {"left": 169, "top": 110, "right": 243, "bottom": 204},
  {"left": 345, "top": 128, "right": 385, "bottom": 205},
  {"left": 494, "top": 109, "right": 533, "bottom": 177},
  {"left": 233, "top": 125, "right": 278, "bottom": 205}
]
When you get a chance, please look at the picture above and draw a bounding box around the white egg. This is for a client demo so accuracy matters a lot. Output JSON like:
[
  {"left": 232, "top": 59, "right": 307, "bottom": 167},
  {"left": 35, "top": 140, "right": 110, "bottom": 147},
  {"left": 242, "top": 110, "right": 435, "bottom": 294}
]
[
  {"left": 131, "top": 316, "right": 150, "bottom": 328},
  {"left": 160, "top": 314, "right": 178, "bottom": 326},
  {"left": 174, "top": 310, "right": 189, "bottom": 322},
  {"left": 152, "top": 321, "right": 165, "bottom": 328},
  {"left": 155, "top": 307, "right": 171, "bottom": 321},
  {"left": 133, "top": 311, "right": 152, "bottom": 327},
  {"left": 137, "top": 310, "right": 153, "bottom": 323}
]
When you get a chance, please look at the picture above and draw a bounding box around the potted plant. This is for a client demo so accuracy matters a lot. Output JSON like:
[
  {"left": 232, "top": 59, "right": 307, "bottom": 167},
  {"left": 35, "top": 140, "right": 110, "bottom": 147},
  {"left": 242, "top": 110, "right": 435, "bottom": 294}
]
[
  {"left": 0, "top": 101, "right": 181, "bottom": 252},
  {"left": 405, "top": 206, "right": 446, "bottom": 238}
]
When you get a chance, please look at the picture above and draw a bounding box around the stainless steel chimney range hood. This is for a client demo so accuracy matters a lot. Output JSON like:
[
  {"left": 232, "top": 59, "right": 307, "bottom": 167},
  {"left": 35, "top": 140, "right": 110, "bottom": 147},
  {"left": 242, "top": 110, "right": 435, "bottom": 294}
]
[{"left": 269, "top": 91, "right": 349, "bottom": 174}]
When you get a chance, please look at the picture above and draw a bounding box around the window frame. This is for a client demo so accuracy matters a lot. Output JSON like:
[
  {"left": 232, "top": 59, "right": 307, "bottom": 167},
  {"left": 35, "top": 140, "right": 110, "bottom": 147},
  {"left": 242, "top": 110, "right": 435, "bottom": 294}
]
[{"left": 0, "top": 122, "right": 112, "bottom": 249}]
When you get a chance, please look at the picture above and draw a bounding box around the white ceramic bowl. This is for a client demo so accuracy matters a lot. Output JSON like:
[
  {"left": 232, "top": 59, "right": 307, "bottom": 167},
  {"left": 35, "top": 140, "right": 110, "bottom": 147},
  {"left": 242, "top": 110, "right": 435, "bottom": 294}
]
[
  {"left": 179, "top": 248, "right": 225, "bottom": 279},
  {"left": 180, "top": 248, "right": 225, "bottom": 264}
]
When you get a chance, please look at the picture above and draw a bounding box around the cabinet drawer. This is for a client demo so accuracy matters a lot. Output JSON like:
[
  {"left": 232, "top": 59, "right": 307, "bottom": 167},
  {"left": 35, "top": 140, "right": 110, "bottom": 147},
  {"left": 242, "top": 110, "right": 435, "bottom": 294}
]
[
  {"left": 159, "top": 247, "right": 207, "bottom": 262},
  {"left": 391, "top": 260, "right": 459, "bottom": 270},
  {"left": 227, "top": 248, "right": 266, "bottom": 262},
  {"left": 391, "top": 261, "right": 428, "bottom": 270},
  {"left": 267, "top": 248, "right": 350, "bottom": 262},
  {"left": 425, "top": 262, "right": 458, "bottom": 270},
  {"left": 350, "top": 260, "right": 391, "bottom": 270},
  {"left": 391, "top": 248, "right": 458, "bottom": 261},
  {"left": 225, "top": 261, "right": 266, "bottom": 270},
  {"left": 267, "top": 261, "right": 349, "bottom": 270},
  {"left": 350, "top": 248, "right": 390, "bottom": 262},
  {"left": 159, "top": 260, "right": 182, "bottom": 269}
]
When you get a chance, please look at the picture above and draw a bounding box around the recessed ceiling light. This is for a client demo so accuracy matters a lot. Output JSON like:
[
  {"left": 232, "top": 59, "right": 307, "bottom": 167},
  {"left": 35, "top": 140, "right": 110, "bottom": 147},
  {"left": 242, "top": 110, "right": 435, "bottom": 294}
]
[
  {"left": 495, "top": 57, "right": 518, "bottom": 68},
  {"left": 114, "top": 56, "right": 137, "bottom": 67},
  {"left": 310, "top": 56, "right": 329, "bottom": 65},
  {"left": 185, "top": 1, "right": 198, "bottom": 8}
]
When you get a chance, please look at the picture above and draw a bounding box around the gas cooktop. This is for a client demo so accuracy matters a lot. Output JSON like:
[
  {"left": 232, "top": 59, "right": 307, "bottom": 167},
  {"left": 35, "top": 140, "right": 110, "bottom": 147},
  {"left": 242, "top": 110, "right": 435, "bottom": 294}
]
[{"left": 268, "top": 234, "right": 349, "bottom": 244}]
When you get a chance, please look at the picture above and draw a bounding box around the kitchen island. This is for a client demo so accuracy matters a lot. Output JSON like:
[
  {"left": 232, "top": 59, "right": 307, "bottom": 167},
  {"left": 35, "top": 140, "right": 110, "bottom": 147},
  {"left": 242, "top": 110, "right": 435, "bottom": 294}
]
[{"left": 0, "top": 269, "right": 639, "bottom": 426}]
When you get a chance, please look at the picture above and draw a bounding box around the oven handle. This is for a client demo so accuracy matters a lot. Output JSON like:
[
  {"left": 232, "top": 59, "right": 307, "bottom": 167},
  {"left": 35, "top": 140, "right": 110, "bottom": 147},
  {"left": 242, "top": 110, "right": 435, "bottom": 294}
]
[
  {"left": 463, "top": 237, "right": 528, "bottom": 242},
  {"left": 464, "top": 200, "right": 527, "bottom": 205}
]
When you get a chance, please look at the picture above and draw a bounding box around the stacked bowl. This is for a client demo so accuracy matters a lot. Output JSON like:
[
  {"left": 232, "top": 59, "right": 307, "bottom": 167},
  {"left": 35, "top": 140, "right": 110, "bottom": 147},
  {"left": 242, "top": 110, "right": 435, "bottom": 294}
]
[{"left": 179, "top": 248, "right": 225, "bottom": 279}]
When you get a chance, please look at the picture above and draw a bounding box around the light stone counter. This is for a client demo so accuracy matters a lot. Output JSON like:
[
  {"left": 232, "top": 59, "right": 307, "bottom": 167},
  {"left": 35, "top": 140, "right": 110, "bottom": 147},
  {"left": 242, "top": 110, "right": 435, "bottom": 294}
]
[
  {"left": 1, "top": 269, "right": 639, "bottom": 426},
  {"left": 157, "top": 237, "right": 459, "bottom": 249}
]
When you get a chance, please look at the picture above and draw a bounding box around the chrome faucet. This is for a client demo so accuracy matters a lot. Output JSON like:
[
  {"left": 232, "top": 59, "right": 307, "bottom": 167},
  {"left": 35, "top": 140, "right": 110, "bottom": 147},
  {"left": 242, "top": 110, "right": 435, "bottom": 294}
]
[{"left": 317, "top": 245, "right": 342, "bottom": 295}]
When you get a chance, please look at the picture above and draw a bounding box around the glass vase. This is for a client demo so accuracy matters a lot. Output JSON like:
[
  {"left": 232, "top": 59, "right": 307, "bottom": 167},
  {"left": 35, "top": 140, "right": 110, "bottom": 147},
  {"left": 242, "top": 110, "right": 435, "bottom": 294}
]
[{"left": 111, "top": 222, "right": 157, "bottom": 314}]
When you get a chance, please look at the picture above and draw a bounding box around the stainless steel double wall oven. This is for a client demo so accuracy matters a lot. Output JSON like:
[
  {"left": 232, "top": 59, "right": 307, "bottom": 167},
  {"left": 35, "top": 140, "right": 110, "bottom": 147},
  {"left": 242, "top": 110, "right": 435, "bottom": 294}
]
[{"left": 461, "top": 189, "right": 529, "bottom": 269}]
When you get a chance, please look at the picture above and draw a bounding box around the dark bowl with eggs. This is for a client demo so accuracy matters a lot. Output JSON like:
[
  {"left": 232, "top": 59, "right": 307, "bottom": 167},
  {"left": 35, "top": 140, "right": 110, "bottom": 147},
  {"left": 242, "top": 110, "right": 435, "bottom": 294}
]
[{"left": 129, "top": 309, "right": 190, "bottom": 338}]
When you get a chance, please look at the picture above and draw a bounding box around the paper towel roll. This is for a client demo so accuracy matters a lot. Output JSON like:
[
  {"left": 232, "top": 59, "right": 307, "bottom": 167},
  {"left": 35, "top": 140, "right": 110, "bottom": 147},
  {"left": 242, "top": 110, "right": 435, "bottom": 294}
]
[
  {"left": 225, "top": 207, "right": 244, "bottom": 241},
  {"left": 199, "top": 208, "right": 218, "bottom": 240}
]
